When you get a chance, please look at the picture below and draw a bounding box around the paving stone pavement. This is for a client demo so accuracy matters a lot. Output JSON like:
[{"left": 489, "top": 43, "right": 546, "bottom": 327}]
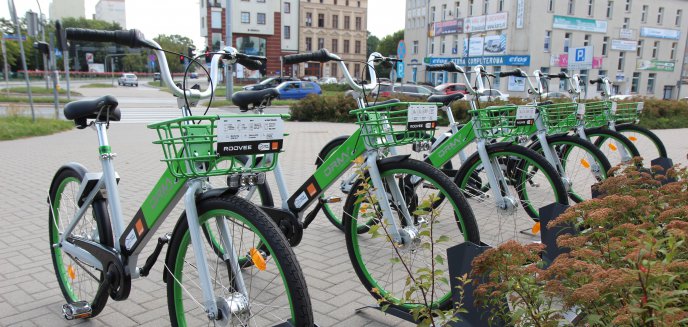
[{"left": 0, "top": 119, "right": 685, "bottom": 326}]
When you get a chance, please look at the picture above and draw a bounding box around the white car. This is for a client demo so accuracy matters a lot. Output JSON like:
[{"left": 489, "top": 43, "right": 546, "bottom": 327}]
[
  {"left": 318, "top": 77, "right": 337, "bottom": 84},
  {"left": 118, "top": 73, "right": 138, "bottom": 87},
  {"left": 610, "top": 94, "right": 635, "bottom": 100},
  {"left": 479, "top": 89, "right": 509, "bottom": 102}
]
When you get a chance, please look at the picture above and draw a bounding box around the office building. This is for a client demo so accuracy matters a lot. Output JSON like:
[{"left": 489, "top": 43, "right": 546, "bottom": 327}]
[
  {"left": 95, "top": 0, "right": 126, "bottom": 28},
  {"left": 49, "top": 0, "right": 86, "bottom": 21}
]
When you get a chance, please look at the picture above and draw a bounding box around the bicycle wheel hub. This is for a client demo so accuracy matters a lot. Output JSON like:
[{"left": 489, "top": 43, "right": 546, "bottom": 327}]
[
  {"left": 215, "top": 293, "right": 250, "bottom": 326},
  {"left": 498, "top": 196, "right": 519, "bottom": 213},
  {"left": 396, "top": 227, "right": 421, "bottom": 251}
]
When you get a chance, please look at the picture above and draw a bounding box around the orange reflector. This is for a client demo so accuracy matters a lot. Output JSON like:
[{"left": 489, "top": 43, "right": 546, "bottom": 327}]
[
  {"left": 581, "top": 158, "right": 590, "bottom": 169},
  {"left": 629, "top": 136, "right": 638, "bottom": 142},
  {"left": 608, "top": 143, "right": 617, "bottom": 151},
  {"left": 353, "top": 156, "right": 364, "bottom": 165},
  {"left": 532, "top": 222, "right": 541, "bottom": 234},
  {"left": 326, "top": 197, "right": 342, "bottom": 203},
  {"left": 67, "top": 264, "right": 76, "bottom": 280},
  {"left": 250, "top": 248, "right": 267, "bottom": 271}
]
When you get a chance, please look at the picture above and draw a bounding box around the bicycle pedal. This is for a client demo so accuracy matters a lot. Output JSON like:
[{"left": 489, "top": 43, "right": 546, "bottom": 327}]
[
  {"left": 320, "top": 196, "right": 341, "bottom": 204},
  {"left": 62, "top": 301, "right": 92, "bottom": 320}
]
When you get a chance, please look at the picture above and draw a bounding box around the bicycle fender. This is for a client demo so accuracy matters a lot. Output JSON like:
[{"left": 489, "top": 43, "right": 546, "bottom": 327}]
[
  {"left": 378, "top": 154, "right": 411, "bottom": 165},
  {"left": 315, "top": 135, "right": 350, "bottom": 165},
  {"left": 48, "top": 162, "right": 89, "bottom": 200}
]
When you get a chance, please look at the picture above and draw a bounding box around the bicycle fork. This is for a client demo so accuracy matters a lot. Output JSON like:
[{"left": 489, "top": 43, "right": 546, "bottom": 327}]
[{"left": 475, "top": 139, "right": 519, "bottom": 212}]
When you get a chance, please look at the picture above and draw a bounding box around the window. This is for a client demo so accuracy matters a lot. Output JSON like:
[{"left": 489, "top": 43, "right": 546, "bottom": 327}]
[
  {"left": 584, "top": 34, "right": 591, "bottom": 46},
  {"left": 318, "top": 38, "right": 324, "bottom": 49},
  {"left": 355, "top": 17, "right": 362, "bottom": 30},
  {"left": 344, "top": 16, "right": 350, "bottom": 29},
  {"left": 493, "top": 66, "right": 502, "bottom": 88},
  {"left": 453, "top": 36, "right": 459, "bottom": 54},
  {"left": 544, "top": 30, "right": 551, "bottom": 52},
  {"left": 429, "top": 37, "right": 435, "bottom": 54},
  {"left": 431, "top": 6, "right": 436, "bottom": 22},
  {"left": 677, "top": 10, "right": 683, "bottom": 26},
  {"left": 357, "top": 1, "right": 360, "bottom": 7},
  {"left": 346, "top": 0, "right": 349, "bottom": 5},
  {"left": 587, "top": 0, "right": 594, "bottom": 16},
  {"left": 618, "top": 52, "right": 624, "bottom": 70},
  {"left": 602, "top": 36, "right": 608, "bottom": 55},
  {"left": 548, "top": 0, "right": 554, "bottom": 12},
  {"left": 201, "top": 17, "right": 205, "bottom": 29},
  {"left": 306, "top": 37, "right": 312, "bottom": 51},
  {"left": 623, "top": 17, "right": 630, "bottom": 29},
  {"left": 606, "top": 1, "right": 613, "bottom": 18},
  {"left": 306, "top": 13, "right": 312, "bottom": 26},
  {"left": 331, "top": 39, "right": 338, "bottom": 52},
  {"left": 469, "top": 0, "right": 474, "bottom": 15},
  {"left": 579, "top": 69, "right": 589, "bottom": 94},
  {"left": 483, "top": 0, "right": 489, "bottom": 14},
  {"left": 211, "top": 11, "right": 221, "bottom": 28},
  {"left": 597, "top": 70, "right": 607, "bottom": 91},
  {"left": 211, "top": 33, "right": 222, "bottom": 51},
  {"left": 413, "top": 40, "right": 418, "bottom": 54},
  {"left": 658, "top": 7, "right": 664, "bottom": 24},
  {"left": 331, "top": 63, "right": 337, "bottom": 78},
  {"left": 332, "top": 15, "right": 338, "bottom": 29},
  {"left": 355, "top": 40, "right": 361, "bottom": 53},
  {"left": 624, "top": 0, "right": 631, "bottom": 11},
  {"left": 318, "top": 14, "right": 324, "bottom": 27},
  {"left": 319, "top": 0, "right": 323, "bottom": 3},
  {"left": 637, "top": 40, "right": 643, "bottom": 56},
  {"left": 343, "top": 39, "right": 350, "bottom": 53},
  {"left": 284, "top": 2, "right": 291, "bottom": 13},
  {"left": 284, "top": 25, "right": 291, "bottom": 39},
  {"left": 559, "top": 69, "right": 568, "bottom": 91},
  {"left": 567, "top": 0, "right": 574, "bottom": 15},
  {"left": 564, "top": 33, "right": 571, "bottom": 52},
  {"left": 257, "top": 13, "right": 266, "bottom": 25},
  {"left": 641, "top": 5, "right": 648, "bottom": 22},
  {"left": 631, "top": 72, "right": 640, "bottom": 93},
  {"left": 241, "top": 12, "right": 250, "bottom": 24},
  {"left": 647, "top": 73, "right": 655, "bottom": 93},
  {"left": 670, "top": 42, "right": 677, "bottom": 59},
  {"left": 442, "top": 4, "right": 447, "bottom": 20},
  {"left": 441, "top": 36, "right": 446, "bottom": 54},
  {"left": 455, "top": 1, "right": 461, "bottom": 17},
  {"left": 652, "top": 41, "right": 659, "bottom": 58},
  {"left": 354, "top": 63, "right": 360, "bottom": 77}
]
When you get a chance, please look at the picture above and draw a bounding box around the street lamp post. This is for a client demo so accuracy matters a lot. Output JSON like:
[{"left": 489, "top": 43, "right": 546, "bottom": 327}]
[{"left": 225, "top": 0, "right": 233, "bottom": 100}]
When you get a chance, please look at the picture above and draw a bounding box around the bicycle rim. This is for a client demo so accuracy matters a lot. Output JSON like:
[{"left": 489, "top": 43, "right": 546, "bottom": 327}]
[
  {"left": 617, "top": 126, "right": 666, "bottom": 167},
  {"left": 552, "top": 139, "right": 609, "bottom": 202}
]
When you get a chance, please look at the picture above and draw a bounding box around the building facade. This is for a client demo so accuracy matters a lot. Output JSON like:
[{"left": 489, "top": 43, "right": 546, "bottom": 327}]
[
  {"left": 95, "top": 0, "right": 126, "bottom": 28},
  {"left": 49, "top": 0, "right": 86, "bottom": 21},
  {"left": 296, "top": 0, "right": 368, "bottom": 79},
  {"left": 405, "top": 0, "right": 688, "bottom": 99},
  {"left": 200, "top": 0, "right": 299, "bottom": 77}
]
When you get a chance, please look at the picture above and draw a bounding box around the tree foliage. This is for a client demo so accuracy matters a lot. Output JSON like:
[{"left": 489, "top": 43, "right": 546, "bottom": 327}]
[{"left": 366, "top": 31, "right": 380, "bottom": 57}]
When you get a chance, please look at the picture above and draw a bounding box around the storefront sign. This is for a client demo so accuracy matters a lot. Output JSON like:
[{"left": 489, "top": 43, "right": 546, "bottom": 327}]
[
  {"left": 433, "top": 19, "right": 464, "bottom": 36},
  {"left": 516, "top": 0, "right": 525, "bottom": 29},
  {"left": 485, "top": 12, "right": 508, "bottom": 31},
  {"left": 619, "top": 28, "right": 636, "bottom": 40},
  {"left": 639, "top": 27, "right": 681, "bottom": 40},
  {"left": 464, "top": 15, "right": 486, "bottom": 33},
  {"left": 552, "top": 15, "right": 607, "bottom": 33},
  {"left": 611, "top": 39, "right": 637, "bottom": 51},
  {"left": 425, "top": 55, "right": 531, "bottom": 67},
  {"left": 507, "top": 76, "right": 526, "bottom": 91},
  {"left": 464, "top": 37, "right": 484, "bottom": 56},
  {"left": 557, "top": 54, "right": 603, "bottom": 68},
  {"left": 636, "top": 59, "right": 676, "bottom": 71},
  {"left": 483, "top": 35, "right": 507, "bottom": 55}
]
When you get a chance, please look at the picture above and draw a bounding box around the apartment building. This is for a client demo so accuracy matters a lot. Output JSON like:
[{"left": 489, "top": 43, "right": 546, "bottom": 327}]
[
  {"left": 95, "top": 0, "right": 126, "bottom": 29},
  {"left": 49, "top": 0, "right": 86, "bottom": 21},
  {"left": 405, "top": 0, "right": 688, "bottom": 99},
  {"left": 296, "top": 0, "right": 368, "bottom": 79},
  {"left": 199, "top": 0, "right": 299, "bottom": 77}
]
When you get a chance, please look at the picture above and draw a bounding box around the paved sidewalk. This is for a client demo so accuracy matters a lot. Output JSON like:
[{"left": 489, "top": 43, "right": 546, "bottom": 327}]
[{"left": 0, "top": 121, "right": 685, "bottom": 326}]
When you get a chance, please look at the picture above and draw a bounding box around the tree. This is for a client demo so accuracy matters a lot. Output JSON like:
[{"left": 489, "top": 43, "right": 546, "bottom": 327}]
[
  {"left": 154, "top": 34, "right": 196, "bottom": 74},
  {"left": 367, "top": 31, "right": 380, "bottom": 57},
  {"left": 375, "top": 30, "right": 404, "bottom": 78}
]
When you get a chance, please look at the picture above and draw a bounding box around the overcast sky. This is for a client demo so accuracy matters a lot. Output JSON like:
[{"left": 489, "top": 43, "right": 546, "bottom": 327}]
[{"left": 2, "top": 0, "right": 405, "bottom": 48}]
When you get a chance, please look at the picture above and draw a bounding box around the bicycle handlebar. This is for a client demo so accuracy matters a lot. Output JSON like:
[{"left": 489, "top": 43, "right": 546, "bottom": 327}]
[
  {"left": 546, "top": 72, "right": 569, "bottom": 79},
  {"left": 497, "top": 69, "right": 525, "bottom": 78},
  {"left": 425, "top": 62, "right": 465, "bottom": 73},
  {"left": 589, "top": 77, "right": 604, "bottom": 85},
  {"left": 65, "top": 28, "right": 160, "bottom": 50},
  {"left": 282, "top": 49, "right": 341, "bottom": 65}
]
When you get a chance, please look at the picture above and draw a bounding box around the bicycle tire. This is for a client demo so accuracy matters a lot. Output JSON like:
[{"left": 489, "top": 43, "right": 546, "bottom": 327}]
[
  {"left": 343, "top": 158, "right": 479, "bottom": 312},
  {"left": 48, "top": 165, "right": 113, "bottom": 318},
  {"left": 529, "top": 134, "right": 611, "bottom": 203},
  {"left": 453, "top": 143, "right": 569, "bottom": 245},
  {"left": 585, "top": 127, "right": 641, "bottom": 167},
  {"left": 604, "top": 124, "right": 667, "bottom": 167},
  {"left": 166, "top": 196, "right": 313, "bottom": 326}
]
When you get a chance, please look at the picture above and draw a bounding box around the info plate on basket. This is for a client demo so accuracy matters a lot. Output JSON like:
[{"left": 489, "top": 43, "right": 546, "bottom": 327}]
[
  {"left": 216, "top": 116, "right": 285, "bottom": 156},
  {"left": 407, "top": 103, "right": 438, "bottom": 131},
  {"left": 515, "top": 105, "right": 537, "bottom": 126}
]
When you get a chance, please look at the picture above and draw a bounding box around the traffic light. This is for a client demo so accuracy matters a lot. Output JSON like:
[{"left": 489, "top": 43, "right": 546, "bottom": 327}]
[
  {"left": 187, "top": 46, "right": 196, "bottom": 60},
  {"left": 179, "top": 55, "right": 185, "bottom": 65},
  {"left": 205, "top": 47, "right": 211, "bottom": 64}
]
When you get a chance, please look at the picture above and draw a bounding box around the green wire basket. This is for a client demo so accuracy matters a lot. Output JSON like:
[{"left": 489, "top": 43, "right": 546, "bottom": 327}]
[
  {"left": 148, "top": 114, "right": 289, "bottom": 178},
  {"left": 583, "top": 101, "right": 612, "bottom": 128},
  {"left": 538, "top": 102, "right": 584, "bottom": 134},
  {"left": 611, "top": 102, "right": 643, "bottom": 124},
  {"left": 469, "top": 105, "right": 538, "bottom": 139},
  {"left": 350, "top": 102, "right": 439, "bottom": 148}
]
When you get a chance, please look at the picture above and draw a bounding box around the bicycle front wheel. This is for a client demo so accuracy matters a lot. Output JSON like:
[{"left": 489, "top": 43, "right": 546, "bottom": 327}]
[
  {"left": 166, "top": 196, "right": 313, "bottom": 327},
  {"left": 49, "top": 165, "right": 113, "bottom": 318},
  {"left": 454, "top": 143, "right": 569, "bottom": 246},
  {"left": 585, "top": 127, "right": 641, "bottom": 167},
  {"left": 607, "top": 124, "right": 667, "bottom": 167},
  {"left": 343, "top": 158, "right": 479, "bottom": 312}
]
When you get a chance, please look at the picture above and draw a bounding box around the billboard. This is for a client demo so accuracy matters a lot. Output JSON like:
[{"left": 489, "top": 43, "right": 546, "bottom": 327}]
[
  {"left": 639, "top": 27, "right": 681, "bottom": 40},
  {"left": 464, "top": 13, "right": 508, "bottom": 33},
  {"left": 425, "top": 55, "right": 530, "bottom": 67},
  {"left": 553, "top": 15, "right": 608, "bottom": 33},
  {"left": 611, "top": 39, "right": 637, "bottom": 51},
  {"left": 433, "top": 19, "right": 464, "bottom": 36},
  {"left": 636, "top": 60, "right": 676, "bottom": 71}
]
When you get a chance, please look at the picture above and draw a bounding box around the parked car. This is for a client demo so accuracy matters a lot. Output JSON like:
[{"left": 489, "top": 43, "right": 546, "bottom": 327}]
[
  {"left": 478, "top": 89, "right": 509, "bottom": 102},
  {"left": 118, "top": 73, "right": 138, "bottom": 87},
  {"left": 318, "top": 77, "right": 337, "bottom": 84},
  {"left": 276, "top": 81, "right": 322, "bottom": 99},
  {"left": 610, "top": 94, "right": 635, "bottom": 100},
  {"left": 189, "top": 72, "right": 198, "bottom": 79},
  {"left": 680, "top": 97, "right": 688, "bottom": 102},
  {"left": 243, "top": 76, "right": 297, "bottom": 91},
  {"left": 373, "top": 83, "right": 442, "bottom": 99},
  {"left": 301, "top": 76, "right": 318, "bottom": 82},
  {"left": 435, "top": 83, "right": 469, "bottom": 95},
  {"left": 153, "top": 72, "right": 161, "bottom": 81},
  {"left": 541, "top": 92, "right": 571, "bottom": 100}
]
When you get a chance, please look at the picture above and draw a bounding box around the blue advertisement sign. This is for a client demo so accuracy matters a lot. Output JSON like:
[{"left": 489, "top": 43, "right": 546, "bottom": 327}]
[{"left": 424, "top": 55, "right": 531, "bottom": 67}]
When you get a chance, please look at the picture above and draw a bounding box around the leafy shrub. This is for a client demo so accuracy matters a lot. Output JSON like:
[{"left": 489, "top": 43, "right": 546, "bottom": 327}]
[
  {"left": 320, "top": 83, "right": 352, "bottom": 92},
  {"left": 289, "top": 94, "right": 358, "bottom": 122}
]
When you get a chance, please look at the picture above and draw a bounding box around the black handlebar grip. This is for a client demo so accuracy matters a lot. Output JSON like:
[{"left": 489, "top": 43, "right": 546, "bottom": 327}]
[
  {"left": 425, "top": 62, "right": 463, "bottom": 73},
  {"left": 589, "top": 77, "right": 604, "bottom": 85},
  {"left": 65, "top": 28, "right": 159, "bottom": 49},
  {"left": 498, "top": 69, "right": 523, "bottom": 78},
  {"left": 282, "top": 49, "right": 338, "bottom": 65},
  {"left": 237, "top": 58, "right": 264, "bottom": 70}
]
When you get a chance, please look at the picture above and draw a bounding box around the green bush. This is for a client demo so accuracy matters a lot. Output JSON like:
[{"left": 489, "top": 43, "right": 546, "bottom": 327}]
[
  {"left": 320, "top": 84, "right": 351, "bottom": 92},
  {"left": 289, "top": 94, "right": 358, "bottom": 122}
]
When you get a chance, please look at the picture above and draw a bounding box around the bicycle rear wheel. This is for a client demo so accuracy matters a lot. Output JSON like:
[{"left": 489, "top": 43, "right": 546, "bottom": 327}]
[
  {"left": 454, "top": 143, "right": 569, "bottom": 246},
  {"left": 49, "top": 165, "right": 113, "bottom": 318},
  {"left": 343, "top": 158, "right": 479, "bottom": 312},
  {"left": 585, "top": 127, "right": 641, "bottom": 167},
  {"left": 166, "top": 196, "right": 313, "bottom": 326},
  {"left": 606, "top": 124, "right": 667, "bottom": 167}
]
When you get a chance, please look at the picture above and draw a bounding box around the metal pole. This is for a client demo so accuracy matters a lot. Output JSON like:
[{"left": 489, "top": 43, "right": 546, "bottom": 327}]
[
  {"left": 49, "top": 33, "right": 59, "bottom": 118},
  {"left": 1, "top": 39, "right": 8, "bottom": 95},
  {"left": 225, "top": 0, "right": 233, "bottom": 100},
  {"left": 63, "top": 50, "right": 71, "bottom": 101},
  {"left": 9, "top": 0, "right": 36, "bottom": 121}
]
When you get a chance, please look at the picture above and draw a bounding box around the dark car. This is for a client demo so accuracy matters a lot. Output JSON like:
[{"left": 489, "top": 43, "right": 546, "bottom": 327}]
[
  {"left": 276, "top": 81, "right": 322, "bottom": 99},
  {"left": 243, "top": 76, "right": 297, "bottom": 91},
  {"left": 153, "top": 72, "right": 161, "bottom": 81},
  {"left": 435, "top": 83, "right": 469, "bottom": 95}
]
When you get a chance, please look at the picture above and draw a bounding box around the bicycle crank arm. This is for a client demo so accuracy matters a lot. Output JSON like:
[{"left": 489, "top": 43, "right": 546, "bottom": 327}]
[{"left": 66, "top": 236, "right": 131, "bottom": 301}]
